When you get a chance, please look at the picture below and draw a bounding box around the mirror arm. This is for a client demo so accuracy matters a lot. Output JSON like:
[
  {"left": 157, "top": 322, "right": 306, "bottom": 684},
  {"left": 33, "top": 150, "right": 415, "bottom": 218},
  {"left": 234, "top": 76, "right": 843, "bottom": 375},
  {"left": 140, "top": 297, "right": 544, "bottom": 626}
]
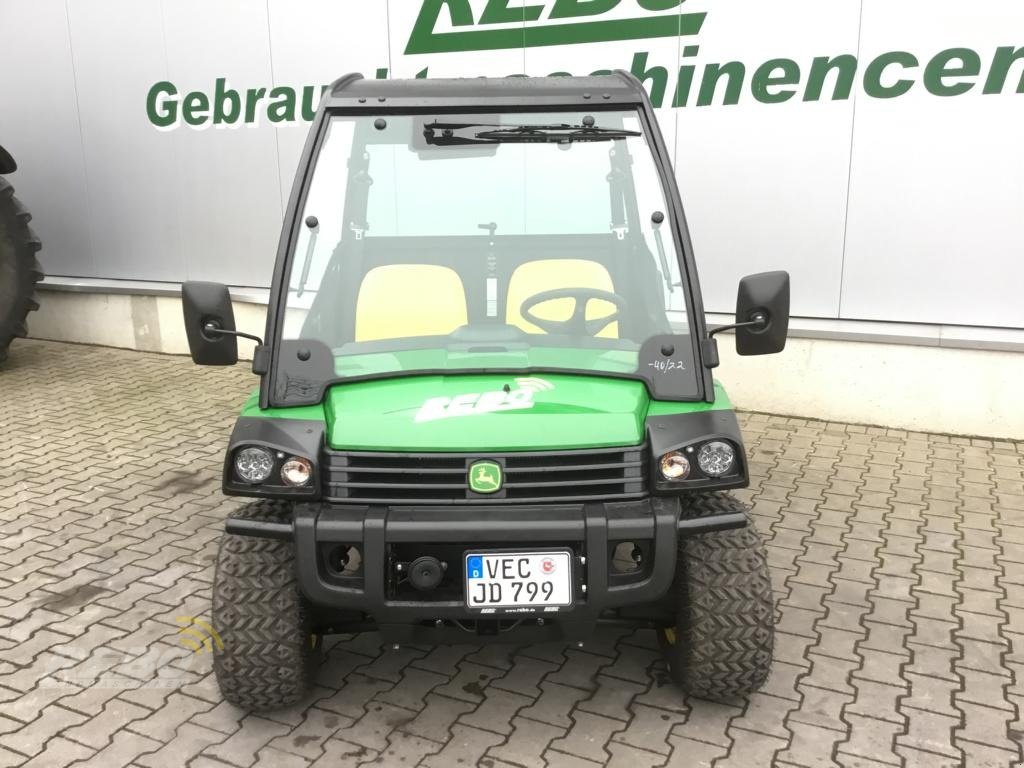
[
  {"left": 707, "top": 311, "right": 768, "bottom": 339},
  {"left": 203, "top": 322, "right": 264, "bottom": 346}
]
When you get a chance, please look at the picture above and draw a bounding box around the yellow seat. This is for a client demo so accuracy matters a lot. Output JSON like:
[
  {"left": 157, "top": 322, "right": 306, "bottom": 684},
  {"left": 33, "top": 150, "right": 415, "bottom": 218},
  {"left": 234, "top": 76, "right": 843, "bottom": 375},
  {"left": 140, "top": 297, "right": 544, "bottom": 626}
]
[
  {"left": 506, "top": 259, "right": 619, "bottom": 339},
  {"left": 355, "top": 264, "right": 468, "bottom": 342}
]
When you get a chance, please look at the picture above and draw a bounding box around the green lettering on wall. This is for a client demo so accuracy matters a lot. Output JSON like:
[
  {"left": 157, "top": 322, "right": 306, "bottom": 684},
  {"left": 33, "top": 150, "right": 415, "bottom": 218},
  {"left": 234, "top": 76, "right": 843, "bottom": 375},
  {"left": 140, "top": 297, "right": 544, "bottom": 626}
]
[
  {"left": 300, "top": 86, "right": 320, "bottom": 121},
  {"left": 480, "top": 0, "right": 543, "bottom": 24},
  {"left": 267, "top": 86, "right": 297, "bottom": 123},
  {"left": 864, "top": 51, "right": 919, "bottom": 98},
  {"left": 752, "top": 58, "right": 800, "bottom": 103},
  {"left": 550, "top": 0, "right": 620, "bottom": 19},
  {"left": 213, "top": 78, "right": 241, "bottom": 124},
  {"left": 147, "top": 81, "right": 178, "bottom": 128},
  {"left": 245, "top": 88, "right": 267, "bottom": 122},
  {"left": 182, "top": 91, "right": 210, "bottom": 126},
  {"left": 405, "top": 0, "right": 703, "bottom": 54},
  {"left": 924, "top": 47, "right": 981, "bottom": 96},
  {"left": 405, "top": 0, "right": 475, "bottom": 53},
  {"left": 637, "top": 0, "right": 683, "bottom": 9},
  {"left": 804, "top": 55, "right": 857, "bottom": 101},
  {"left": 672, "top": 45, "right": 700, "bottom": 107},
  {"left": 145, "top": 41, "right": 1024, "bottom": 128},
  {"left": 983, "top": 46, "right": 1024, "bottom": 94},
  {"left": 697, "top": 61, "right": 745, "bottom": 106},
  {"left": 631, "top": 51, "right": 667, "bottom": 108}
]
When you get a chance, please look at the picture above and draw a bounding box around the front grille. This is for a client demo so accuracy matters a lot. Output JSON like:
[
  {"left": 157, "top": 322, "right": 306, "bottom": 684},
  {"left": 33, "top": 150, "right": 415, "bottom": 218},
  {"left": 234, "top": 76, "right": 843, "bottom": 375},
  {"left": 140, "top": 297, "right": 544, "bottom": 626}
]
[{"left": 322, "top": 445, "right": 648, "bottom": 504}]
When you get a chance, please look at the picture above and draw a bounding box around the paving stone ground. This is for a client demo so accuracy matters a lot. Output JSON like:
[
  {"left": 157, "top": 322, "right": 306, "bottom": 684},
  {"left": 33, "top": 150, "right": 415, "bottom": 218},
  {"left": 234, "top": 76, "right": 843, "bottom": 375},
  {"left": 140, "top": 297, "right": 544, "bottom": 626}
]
[{"left": 1, "top": 339, "right": 1022, "bottom": 768}]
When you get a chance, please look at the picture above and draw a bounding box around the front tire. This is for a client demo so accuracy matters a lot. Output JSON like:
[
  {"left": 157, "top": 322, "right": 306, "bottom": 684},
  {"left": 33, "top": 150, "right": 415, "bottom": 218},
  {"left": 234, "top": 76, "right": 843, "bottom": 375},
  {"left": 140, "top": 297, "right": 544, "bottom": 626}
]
[
  {"left": 212, "top": 501, "right": 320, "bottom": 710},
  {"left": 660, "top": 492, "right": 774, "bottom": 700}
]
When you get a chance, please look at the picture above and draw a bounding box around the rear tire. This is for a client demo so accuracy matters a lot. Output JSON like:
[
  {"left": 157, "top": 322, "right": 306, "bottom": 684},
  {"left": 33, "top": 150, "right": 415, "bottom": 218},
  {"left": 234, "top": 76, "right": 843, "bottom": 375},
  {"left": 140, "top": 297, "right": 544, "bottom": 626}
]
[
  {"left": 660, "top": 492, "right": 774, "bottom": 700},
  {"left": 0, "top": 177, "right": 43, "bottom": 363},
  {"left": 212, "top": 501, "right": 320, "bottom": 710}
]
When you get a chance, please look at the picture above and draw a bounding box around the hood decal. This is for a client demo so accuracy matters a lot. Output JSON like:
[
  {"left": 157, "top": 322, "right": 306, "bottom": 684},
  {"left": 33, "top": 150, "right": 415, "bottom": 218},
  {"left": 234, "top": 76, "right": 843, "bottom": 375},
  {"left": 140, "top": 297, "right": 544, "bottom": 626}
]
[{"left": 415, "top": 377, "right": 553, "bottom": 423}]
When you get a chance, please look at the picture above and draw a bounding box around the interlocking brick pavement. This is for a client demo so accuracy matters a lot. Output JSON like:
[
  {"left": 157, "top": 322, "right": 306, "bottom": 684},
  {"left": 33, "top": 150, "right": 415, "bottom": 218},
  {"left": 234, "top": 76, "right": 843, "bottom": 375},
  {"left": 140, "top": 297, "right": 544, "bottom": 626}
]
[{"left": 1, "top": 338, "right": 1022, "bottom": 767}]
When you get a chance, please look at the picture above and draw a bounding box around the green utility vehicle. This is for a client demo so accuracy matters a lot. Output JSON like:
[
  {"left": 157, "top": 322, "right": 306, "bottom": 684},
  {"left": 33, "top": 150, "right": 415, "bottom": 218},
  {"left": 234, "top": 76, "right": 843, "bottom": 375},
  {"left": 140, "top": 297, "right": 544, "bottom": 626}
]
[{"left": 182, "top": 72, "right": 790, "bottom": 711}]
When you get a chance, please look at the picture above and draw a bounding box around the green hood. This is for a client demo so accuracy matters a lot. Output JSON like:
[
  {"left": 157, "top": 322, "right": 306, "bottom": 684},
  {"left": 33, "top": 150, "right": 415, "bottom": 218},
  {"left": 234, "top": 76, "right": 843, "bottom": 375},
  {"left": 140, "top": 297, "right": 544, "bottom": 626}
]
[
  {"left": 240, "top": 376, "right": 733, "bottom": 453},
  {"left": 325, "top": 373, "right": 649, "bottom": 452}
]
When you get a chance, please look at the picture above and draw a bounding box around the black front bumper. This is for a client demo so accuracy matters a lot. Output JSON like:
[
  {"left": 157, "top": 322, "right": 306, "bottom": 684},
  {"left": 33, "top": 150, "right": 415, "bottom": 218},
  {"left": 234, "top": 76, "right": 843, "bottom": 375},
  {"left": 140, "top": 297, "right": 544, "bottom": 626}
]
[{"left": 226, "top": 497, "right": 746, "bottom": 642}]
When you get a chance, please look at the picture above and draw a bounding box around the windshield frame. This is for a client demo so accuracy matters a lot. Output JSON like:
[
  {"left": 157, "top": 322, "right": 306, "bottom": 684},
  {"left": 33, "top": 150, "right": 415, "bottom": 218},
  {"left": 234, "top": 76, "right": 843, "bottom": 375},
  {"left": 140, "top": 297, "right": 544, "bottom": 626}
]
[{"left": 260, "top": 95, "right": 713, "bottom": 409}]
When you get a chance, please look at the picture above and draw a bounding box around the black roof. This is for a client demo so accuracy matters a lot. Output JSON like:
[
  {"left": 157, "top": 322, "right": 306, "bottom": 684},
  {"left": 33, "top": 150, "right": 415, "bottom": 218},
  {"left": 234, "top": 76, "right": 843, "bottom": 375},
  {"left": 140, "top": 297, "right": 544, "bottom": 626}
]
[{"left": 325, "top": 71, "right": 648, "bottom": 110}]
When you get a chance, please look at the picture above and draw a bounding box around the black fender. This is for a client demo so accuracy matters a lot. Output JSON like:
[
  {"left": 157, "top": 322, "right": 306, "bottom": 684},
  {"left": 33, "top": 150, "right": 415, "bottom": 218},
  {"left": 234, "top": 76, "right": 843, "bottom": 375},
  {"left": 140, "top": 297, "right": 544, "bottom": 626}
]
[{"left": 222, "top": 416, "right": 325, "bottom": 500}]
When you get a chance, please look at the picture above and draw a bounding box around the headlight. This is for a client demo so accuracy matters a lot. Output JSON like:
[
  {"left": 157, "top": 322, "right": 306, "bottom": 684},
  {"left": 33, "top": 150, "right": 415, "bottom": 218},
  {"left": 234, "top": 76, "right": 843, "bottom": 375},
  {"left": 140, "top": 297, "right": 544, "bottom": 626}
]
[
  {"left": 697, "top": 441, "right": 735, "bottom": 477},
  {"left": 659, "top": 451, "right": 691, "bottom": 480},
  {"left": 281, "top": 457, "right": 313, "bottom": 487},
  {"left": 234, "top": 446, "right": 274, "bottom": 483}
]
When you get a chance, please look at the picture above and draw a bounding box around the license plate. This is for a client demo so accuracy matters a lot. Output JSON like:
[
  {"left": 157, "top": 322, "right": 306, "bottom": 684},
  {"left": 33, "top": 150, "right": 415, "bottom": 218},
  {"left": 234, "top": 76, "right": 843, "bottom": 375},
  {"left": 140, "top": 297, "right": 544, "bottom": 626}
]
[{"left": 464, "top": 550, "right": 573, "bottom": 610}]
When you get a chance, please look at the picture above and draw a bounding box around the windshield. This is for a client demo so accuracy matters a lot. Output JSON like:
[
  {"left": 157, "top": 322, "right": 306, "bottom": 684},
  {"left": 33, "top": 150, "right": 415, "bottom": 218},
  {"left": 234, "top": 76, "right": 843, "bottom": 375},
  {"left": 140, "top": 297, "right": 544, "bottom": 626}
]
[{"left": 277, "top": 109, "right": 695, "bottom": 399}]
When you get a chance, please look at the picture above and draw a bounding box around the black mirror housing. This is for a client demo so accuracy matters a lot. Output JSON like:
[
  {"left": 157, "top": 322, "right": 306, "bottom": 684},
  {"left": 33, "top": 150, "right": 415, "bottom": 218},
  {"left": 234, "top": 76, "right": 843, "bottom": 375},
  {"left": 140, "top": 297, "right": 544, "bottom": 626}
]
[
  {"left": 735, "top": 271, "right": 790, "bottom": 356},
  {"left": 182, "top": 281, "right": 239, "bottom": 365}
]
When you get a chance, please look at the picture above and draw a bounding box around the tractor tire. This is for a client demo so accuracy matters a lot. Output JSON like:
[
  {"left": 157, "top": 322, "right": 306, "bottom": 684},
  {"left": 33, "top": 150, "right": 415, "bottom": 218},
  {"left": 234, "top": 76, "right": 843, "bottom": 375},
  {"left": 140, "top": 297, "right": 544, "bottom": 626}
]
[
  {"left": 660, "top": 492, "right": 774, "bottom": 700},
  {"left": 0, "top": 176, "right": 42, "bottom": 363},
  {"left": 212, "top": 501, "right": 320, "bottom": 710}
]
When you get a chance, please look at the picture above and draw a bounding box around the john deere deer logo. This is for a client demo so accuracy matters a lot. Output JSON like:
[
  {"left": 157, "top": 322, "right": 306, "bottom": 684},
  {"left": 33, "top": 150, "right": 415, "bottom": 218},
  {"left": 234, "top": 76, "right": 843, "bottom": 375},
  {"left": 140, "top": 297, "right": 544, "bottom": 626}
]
[{"left": 469, "top": 461, "right": 503, "bottom": 494}]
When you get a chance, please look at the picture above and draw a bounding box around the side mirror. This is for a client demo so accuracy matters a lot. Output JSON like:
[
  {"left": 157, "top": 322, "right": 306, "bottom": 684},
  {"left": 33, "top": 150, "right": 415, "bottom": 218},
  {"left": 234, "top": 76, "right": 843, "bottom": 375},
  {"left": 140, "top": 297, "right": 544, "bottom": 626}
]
[
  {"left": 735, "top": 271, "right": 790, "bottom": 356},
  {"left": 182, "top": 281, "right": 238, "bottom": 365}
]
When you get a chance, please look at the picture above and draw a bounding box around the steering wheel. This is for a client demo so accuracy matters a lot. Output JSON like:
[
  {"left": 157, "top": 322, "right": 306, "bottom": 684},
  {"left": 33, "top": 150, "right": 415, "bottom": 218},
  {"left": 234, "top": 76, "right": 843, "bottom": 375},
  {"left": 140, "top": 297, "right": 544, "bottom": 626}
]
[{"left": 520, "top": 288, "right": 627, "bottom": 337}]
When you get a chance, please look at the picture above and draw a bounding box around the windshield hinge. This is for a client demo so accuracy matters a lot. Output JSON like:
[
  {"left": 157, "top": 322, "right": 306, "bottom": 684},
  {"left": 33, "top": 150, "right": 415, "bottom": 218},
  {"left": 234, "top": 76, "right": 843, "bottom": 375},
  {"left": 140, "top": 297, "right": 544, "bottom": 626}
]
[
  {"left": 701, "top": 337, "right": 720, "bottom": 369},
  {"left": 251, "top": 345, "right": 270, "bottom": 375},
  {"left": 350, "top": 223, "right": 366, "bottom": 240},
  {"left": 611, "top": 226, "right": 627, "bottom": 240}
]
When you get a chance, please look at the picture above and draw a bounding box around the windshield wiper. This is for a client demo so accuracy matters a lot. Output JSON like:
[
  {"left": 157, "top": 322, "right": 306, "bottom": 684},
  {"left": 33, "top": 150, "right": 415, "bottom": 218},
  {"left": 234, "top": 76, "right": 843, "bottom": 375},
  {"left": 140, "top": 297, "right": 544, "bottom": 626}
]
[
  {"left": 424, "top": 121, "right": 640, "bottom": 146},
  {"left": 476, "top": 124, "right": 641, "bottom": 143}
]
